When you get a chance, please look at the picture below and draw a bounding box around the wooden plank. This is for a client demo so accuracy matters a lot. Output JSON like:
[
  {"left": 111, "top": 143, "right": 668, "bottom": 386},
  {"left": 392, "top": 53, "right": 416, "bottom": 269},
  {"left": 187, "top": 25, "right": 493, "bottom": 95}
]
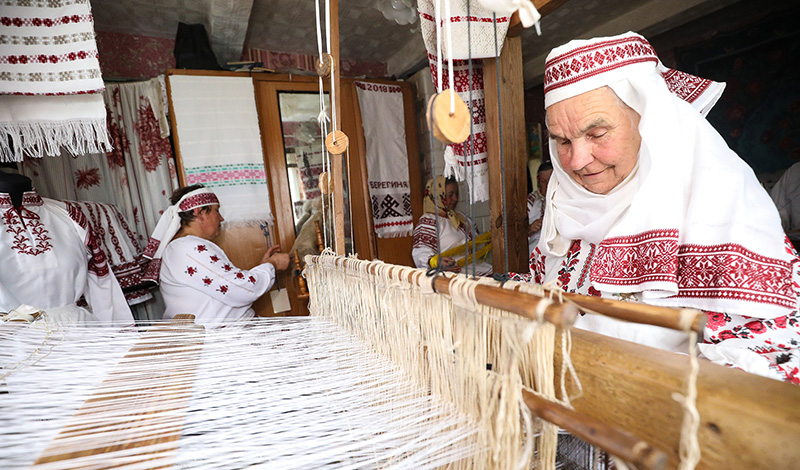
[
  {"left": 483, "top": 36, "right": 529, "bottom": 274},
  {"left": 556, "top": 328, "right": 800, "bottom": 470},
  {"left": 33, "top": 316, "right": 205, "bottom": 467}
]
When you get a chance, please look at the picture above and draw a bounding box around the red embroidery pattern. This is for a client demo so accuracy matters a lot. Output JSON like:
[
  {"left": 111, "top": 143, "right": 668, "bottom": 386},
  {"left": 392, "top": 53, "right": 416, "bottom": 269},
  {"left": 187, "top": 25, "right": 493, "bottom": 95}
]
[
  {"left": 544, "top": 36, "right": 658, "bottom": 95},
  {"left": 235, "top": 272, "right": 245, "bottom": 279},
  {"left": 0, "top": 50, "right": 97, "bottom": 65},
  {"left": 592, "top": 229, "right": 796, "bottom": 309},
  {"left": 592, "top": 229, "right": 679, "bottom": 285},
  {"left": 217, "top": 285, "right": 228, "bottom": 294},
  {"left": 179, "top": 193, "right": 219, "bottom": 212},
  {"left": 0, "top": 14, "right": 94, "bottom": 29},
  {"left": 576, "top": 242, "right": 596, "bottom": 289},
  {"left": 137, "top": 100, "right": 171, "bottom": 172},
  {"left": 143, "top": 237, "right": 160, "bottom": 258},
  {"left": 530, "top": 247, "right": 545, "bottom": 285},
  {"left": 248, "top": 275, "right": 256, "bottom": 284},
  {"left": 222, "top": 263, "right": 232, "bottom": 272},
  {"left": 3, "top": 208, "right": 52, "bottom": 256},
  {"left": 186, "top": 266, "right": 197, "bottom": 276},
  {"left": 677, "top": 244, "right": 794, "bottom": 308},
  {"left": 66, "top": 202, "right": 109, "bottom": 277},
  {"left": 557, "top": 240, "right": 582, "bottom": 288},
  {"left": 196, "top": 244, "right": 207, "bottom": 252},
  {"left": 660, "top": 68, "right": 712, "bottom": 105},
  {"left": 202, "top": 276, "right": 213, "bottom": 286},
  {"left": 209, "top": 255, "right": 219, "bottom": 263}
]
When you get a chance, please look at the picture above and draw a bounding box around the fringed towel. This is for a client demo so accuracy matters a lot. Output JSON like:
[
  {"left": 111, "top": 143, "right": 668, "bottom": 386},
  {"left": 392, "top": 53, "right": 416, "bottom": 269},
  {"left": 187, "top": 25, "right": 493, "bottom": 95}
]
[
  {"left": 0, "top": 0, "right": 110, "bottom": 161},
  {"left": 355, "top": 81, "right": 413, "bottom": 238},
  {"left": 167, "top": 75, "right": 273, "bottom": 225}
]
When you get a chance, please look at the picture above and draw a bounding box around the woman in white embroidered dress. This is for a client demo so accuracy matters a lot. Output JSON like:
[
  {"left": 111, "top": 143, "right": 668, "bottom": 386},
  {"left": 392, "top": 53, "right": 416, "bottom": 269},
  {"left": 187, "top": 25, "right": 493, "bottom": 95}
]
[
  {"left": 143, "top": 185, "right": 290, "bottom": 327},
  {"left": 412, "top": 176, "right": 493, "bottom": 276},
  {"left": 534, "top": 32, "right": 800, "bottom": 384}
]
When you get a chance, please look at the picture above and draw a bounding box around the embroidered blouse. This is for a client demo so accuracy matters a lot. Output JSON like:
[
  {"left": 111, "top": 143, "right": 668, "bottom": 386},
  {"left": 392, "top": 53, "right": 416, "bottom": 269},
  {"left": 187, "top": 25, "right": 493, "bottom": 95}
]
[
  {"left": 0, "top": 190, "right": 133, "bottom": 325},
  {"left": 159, "top": 235, "right": 276, "bottom": 327}
]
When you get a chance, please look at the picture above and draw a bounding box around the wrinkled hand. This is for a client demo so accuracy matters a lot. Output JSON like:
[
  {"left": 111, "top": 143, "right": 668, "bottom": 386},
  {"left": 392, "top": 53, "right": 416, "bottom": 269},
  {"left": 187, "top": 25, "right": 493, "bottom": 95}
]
[
  {"left": 262, "top": 244, "right": 291, "bottom": 271},
  {"left": 528, "top": 219, "right": 543, "bottom": 235}
]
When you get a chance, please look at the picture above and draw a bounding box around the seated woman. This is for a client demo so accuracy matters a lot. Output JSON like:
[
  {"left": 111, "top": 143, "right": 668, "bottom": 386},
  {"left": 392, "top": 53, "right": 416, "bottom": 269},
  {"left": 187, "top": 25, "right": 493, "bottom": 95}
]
[
  {"left": 526, "top": 162, "right": 553, "bottom": 256},
  {"left": 412, "top": 176, "right": 493, "bottom": 276},
  {"left": 535, "top": 32, "right": 799, "bottom": 383},
  {"left": 143, "top": 185, "right": 290, "bottom": 327}
]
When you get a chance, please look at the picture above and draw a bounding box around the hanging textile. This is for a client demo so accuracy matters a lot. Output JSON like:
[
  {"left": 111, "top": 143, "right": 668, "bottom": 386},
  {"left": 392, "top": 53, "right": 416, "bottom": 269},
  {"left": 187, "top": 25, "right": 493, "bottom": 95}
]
[
  {"left": 0, "top": 0, "right": 111, "bottom": 161},
  {"left": 167, "top": 75, "right": 273, "bottom": 225},
  {"left": 19, "top": 76, "right": 178, "bottom": 321},
  {"left": 355, "top": 81, "right": 413, "bottom": 238},
  {"left": 66, "top": 200, "right": 153, "bottom": 306},
  {"left": 418, "top": 0, "right": 511, "bottom": 202}
]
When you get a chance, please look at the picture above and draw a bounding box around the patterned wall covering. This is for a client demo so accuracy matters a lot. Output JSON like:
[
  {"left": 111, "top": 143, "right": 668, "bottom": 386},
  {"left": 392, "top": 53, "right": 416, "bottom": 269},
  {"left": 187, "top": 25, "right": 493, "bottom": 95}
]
[
  {"left": 96, "top": 31, "right": 176, "bottom": 80},
  {"left": 675, "top": 9, "right": 800, "bottom": 176}
]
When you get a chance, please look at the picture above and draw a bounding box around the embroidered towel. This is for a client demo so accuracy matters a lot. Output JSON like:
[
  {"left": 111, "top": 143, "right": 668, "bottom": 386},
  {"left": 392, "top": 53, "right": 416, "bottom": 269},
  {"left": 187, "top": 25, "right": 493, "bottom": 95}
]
[
  {"left": 167, "top": 75, "right": 273, "bottom": 225},
  {"left": 0, "top": 0, "right": 110, "bottom": 161},
  {"left": 355, "top": 81, "right": 413, "bottom": 238}
]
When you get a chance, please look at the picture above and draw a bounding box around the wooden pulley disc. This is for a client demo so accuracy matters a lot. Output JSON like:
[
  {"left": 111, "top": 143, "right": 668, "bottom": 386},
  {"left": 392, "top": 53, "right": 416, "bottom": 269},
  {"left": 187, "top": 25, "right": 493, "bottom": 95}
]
[
  {"left": 315, "top": 53, "right": 332, "bottom": 77},
  {"left": 426, "top": 89, "right": 470, "bottom": 144},
  {"left": 318, "top": 171, "right": 333, "bottom": 195},
  {"left": 325, "top": 130, "right": 349, "bottom": 155}
]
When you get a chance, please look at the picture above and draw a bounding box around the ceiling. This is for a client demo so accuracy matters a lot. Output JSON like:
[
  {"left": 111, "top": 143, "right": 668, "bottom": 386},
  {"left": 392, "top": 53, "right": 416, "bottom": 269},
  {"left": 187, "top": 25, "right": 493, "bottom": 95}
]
[{"left": 90, "top": 0, "right": 751, "bottom": 85}]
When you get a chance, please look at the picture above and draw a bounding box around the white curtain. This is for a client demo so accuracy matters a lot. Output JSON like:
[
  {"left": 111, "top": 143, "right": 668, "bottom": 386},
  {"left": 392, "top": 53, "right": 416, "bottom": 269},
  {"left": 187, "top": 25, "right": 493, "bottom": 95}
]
[{"left": 19, "top": 76, "right": 179, "bottom": 321}]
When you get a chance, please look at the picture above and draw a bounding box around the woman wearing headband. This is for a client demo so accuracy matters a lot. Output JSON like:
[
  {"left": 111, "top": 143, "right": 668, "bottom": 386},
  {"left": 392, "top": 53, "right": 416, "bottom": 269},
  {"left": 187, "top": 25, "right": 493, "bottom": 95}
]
[
  {"left": 535, "top": 32, "right": 799, "bottom": 383},
  {"left": 143, "top": 184, "right": 290, "bottom": 327}
]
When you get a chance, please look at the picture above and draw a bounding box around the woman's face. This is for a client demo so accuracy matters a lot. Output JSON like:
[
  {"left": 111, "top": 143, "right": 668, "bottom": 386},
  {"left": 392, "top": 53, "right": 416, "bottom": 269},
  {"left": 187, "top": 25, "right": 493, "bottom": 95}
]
[
  {"left": 546, "top": 86, "right": 641, "bottom": 194},
  {"left": 443, "top": 182, "right": 459, "bottom": 211}
]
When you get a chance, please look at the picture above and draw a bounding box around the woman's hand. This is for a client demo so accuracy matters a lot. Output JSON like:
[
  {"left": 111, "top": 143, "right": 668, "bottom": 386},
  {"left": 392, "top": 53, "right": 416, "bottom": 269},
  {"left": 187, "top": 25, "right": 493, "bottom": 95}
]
[
  {"left": 528, "top": 218, "right": 543, "bottom": 235},
  {"left": 441, "top": 256, "right": 461, "bottom": 273},
  {"left": 262, "top": 244, "right": 291, "bottom": 271}
]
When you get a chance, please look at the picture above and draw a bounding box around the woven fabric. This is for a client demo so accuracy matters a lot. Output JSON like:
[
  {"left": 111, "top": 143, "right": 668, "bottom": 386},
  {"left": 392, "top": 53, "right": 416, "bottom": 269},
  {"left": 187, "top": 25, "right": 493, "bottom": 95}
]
[
  {"left": 355, "top": 81, "right": 413, "bottom": 238},
  {"left": 168, "top": 75, "right": 273, "bottom": 225},
  {"left": 0, "top": 0, "right": 109, "bottom": 161}
]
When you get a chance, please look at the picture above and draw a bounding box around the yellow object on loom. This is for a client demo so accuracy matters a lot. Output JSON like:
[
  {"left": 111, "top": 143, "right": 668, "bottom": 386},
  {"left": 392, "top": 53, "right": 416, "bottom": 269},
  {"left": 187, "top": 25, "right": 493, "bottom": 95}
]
[{"left": 428, "top": 231, "right": 493, "bottom": 268}]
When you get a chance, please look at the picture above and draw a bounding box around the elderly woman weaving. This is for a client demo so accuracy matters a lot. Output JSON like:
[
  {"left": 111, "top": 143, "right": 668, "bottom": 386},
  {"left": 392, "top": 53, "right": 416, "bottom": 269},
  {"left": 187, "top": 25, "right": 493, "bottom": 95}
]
[
  {"left": 412, "top": 176, "right": 493, "bottom": 276},
  {"left": 532, "top": 32, "right": 799, "bottom": 383},
  {"left": 143, "top": 185, "right": 290, "bottom": 327}
]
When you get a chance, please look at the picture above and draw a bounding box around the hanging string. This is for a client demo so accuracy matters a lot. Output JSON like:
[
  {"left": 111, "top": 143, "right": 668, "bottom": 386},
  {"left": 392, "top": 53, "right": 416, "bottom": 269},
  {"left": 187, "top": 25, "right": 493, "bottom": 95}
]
[
  {"left": 466, "top": 0, "right": 476, "bottom": 279},
  {"left": 314, "top": 0, "right": 332, "bottom": 249},
  {"left": 493, "top": 13, "right": 510, "bottom": 272},
  {"left": 443, "top": 0, "right": 455, "bottom": 114}
]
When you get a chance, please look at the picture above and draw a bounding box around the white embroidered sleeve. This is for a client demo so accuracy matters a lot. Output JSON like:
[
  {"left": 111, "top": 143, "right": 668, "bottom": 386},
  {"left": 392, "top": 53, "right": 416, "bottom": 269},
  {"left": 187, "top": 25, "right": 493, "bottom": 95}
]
[{"left": 178, "top": 241, "right": 275, "bottom": 308}]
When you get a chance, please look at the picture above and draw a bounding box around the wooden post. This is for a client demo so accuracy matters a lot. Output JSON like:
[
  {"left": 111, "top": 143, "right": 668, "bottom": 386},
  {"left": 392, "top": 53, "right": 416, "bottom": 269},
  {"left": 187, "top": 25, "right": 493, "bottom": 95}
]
[
  {"left": 329, "top": 0, "right": 346, "bottom": 255},
  {"left": 483, "top": 36, "right": 528, "bottom": 274}
]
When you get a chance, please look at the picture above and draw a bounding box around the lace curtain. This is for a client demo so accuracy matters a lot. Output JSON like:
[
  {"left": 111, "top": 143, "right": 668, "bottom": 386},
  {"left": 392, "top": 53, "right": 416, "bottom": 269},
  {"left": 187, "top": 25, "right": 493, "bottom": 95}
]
[{"left": 19, "top": 76, "right": 178, "bottom": 321}]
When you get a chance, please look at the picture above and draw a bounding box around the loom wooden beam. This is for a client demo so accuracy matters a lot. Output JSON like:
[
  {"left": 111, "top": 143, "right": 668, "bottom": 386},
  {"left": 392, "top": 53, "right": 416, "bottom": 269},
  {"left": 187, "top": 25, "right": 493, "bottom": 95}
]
[
  {"left": 33, "top": 314, "right": 204, "bottom": 467},
  {"left": 330, "top": 0, "right": 346, "bottom": 255},
  {"left": 563, "top": 292, "right": 705, "bottom": 333},
  {"left": 556, "top": 329, "right": 800, "bottom": 470},
  {"left": 484, "top": 36, "right": 528, "bottom": 274},
  {"left": 522, "top": 390, "right": 667, "bottom": 470}
]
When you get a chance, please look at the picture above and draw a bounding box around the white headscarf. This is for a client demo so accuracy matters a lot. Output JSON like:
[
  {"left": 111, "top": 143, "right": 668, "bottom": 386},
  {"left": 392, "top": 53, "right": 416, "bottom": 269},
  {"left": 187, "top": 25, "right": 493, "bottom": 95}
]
[
  {"left": 539, "top": 32, "right": 798, "bottom": 318},
  {"left": 142, "top": 187, "right": 219, "bottom": 284}
]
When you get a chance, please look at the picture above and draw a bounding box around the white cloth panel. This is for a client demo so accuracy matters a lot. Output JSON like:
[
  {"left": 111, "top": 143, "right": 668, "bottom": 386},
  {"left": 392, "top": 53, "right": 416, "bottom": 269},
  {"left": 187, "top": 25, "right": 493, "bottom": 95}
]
[
  {"left": 355, "top": 81, "right": 413, "bottom": 238},
  {"left": 168, "top": 75, "right": 272, "bottom": 224}
]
